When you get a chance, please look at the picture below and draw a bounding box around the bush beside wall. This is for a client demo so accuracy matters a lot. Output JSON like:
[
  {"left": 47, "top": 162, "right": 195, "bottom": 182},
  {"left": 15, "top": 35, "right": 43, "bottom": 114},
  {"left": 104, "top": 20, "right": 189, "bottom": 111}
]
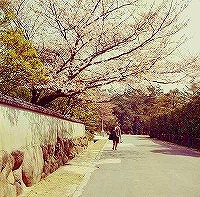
[{"left": 147, "top": 97, "right": 200, "bottom": 150}]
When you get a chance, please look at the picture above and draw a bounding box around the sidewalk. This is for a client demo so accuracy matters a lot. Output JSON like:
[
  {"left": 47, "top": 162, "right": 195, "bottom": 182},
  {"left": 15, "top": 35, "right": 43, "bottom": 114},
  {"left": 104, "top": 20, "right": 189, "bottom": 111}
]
[{"left": 20, "top": 138, "right": 108, "bottom": 197}]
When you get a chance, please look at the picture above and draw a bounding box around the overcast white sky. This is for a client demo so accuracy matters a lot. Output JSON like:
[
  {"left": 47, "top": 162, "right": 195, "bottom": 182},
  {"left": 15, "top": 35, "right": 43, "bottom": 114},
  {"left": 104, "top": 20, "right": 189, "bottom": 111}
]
[
  {"left": 151, "top": 0, "right": 200, "bottom": 92},
  {"left": 181, "top": 0, "right": 200, "bottom": 55},
  {"left": 103, "top": 0, "right": 200, "bottom": 94}
]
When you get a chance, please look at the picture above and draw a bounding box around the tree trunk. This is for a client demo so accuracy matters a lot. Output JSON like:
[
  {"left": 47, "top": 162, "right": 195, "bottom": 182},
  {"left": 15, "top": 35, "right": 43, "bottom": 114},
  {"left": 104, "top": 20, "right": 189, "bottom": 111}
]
[
  {"left": 36, "top": 90, "right": 68, "bottom": 106},
  {"left": 31, "top": 87, "right": 40, "bottom": 104}
]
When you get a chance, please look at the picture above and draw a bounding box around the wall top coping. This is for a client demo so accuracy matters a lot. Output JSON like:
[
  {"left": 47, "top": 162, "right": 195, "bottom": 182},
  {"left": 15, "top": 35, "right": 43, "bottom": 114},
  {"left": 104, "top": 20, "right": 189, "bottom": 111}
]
[{"left": 0, "top": 93, "right": 84, "bottom": 124}]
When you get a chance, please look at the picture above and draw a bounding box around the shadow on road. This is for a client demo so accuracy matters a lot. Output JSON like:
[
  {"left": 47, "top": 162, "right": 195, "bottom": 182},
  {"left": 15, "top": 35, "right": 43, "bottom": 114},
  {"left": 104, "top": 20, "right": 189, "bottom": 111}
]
[
  {"left": 136, "top": 135, "right": 151, "bottom": 140},
  {"left": 100, "top": 149, "right": 144, "bottom": 160},
  {"left": 150, "top": 139, "right": 200, "bottom": 158}
]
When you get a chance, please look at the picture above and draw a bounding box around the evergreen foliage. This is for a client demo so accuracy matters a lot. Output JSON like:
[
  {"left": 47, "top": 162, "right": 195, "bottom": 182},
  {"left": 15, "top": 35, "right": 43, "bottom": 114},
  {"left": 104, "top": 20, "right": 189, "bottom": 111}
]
[{"left": 0, "top": 0, "right": 47, "bottom": 100}]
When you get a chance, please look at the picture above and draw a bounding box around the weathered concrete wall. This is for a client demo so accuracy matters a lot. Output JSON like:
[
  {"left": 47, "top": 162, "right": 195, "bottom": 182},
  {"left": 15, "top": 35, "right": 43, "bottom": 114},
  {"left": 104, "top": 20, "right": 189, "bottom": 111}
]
[
  {"left": 0, "top": 104, "right": 85, "bottom": 152},
  {"left": 0, "top": 95, "right": 88, "bottom": 196}
]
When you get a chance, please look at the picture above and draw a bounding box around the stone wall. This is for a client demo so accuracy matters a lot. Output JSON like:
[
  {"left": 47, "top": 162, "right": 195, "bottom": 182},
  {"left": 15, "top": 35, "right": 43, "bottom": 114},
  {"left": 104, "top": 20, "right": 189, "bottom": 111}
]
[{"left": 0, "top": 95, "right": 88, "bottom": 196}]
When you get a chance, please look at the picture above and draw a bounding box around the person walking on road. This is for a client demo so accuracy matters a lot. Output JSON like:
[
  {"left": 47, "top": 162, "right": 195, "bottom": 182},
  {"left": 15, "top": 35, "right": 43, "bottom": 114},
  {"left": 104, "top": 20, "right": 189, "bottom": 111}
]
[{"left": 112, "top": 122, "right": 121, "bottom": 150}]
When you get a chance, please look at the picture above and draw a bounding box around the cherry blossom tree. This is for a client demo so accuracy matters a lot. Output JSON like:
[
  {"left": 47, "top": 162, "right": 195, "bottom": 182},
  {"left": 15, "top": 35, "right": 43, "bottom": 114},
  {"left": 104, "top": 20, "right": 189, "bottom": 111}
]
[{"left": 13, "top": 0, "right": 192, "bottom": 106}]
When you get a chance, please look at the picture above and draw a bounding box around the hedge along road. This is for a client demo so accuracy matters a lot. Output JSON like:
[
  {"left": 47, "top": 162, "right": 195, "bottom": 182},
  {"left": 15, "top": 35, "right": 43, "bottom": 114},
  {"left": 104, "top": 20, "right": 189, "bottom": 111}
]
[{"left": 77, "top": 135, "right": 200, "bottom": 197}]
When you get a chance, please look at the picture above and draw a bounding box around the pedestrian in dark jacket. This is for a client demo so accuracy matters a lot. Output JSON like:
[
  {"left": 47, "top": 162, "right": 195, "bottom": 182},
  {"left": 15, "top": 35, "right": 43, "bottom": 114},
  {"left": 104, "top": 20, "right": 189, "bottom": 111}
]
[{"left": 112, "top": 122, "right": 121, "bottom": 150}]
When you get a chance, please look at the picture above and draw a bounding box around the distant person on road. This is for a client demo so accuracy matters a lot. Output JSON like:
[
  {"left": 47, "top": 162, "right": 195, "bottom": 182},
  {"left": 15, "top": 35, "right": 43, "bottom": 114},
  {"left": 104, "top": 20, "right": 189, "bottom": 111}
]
[{"left": 112, "top": 122, "right": 122, "bottom": 150}]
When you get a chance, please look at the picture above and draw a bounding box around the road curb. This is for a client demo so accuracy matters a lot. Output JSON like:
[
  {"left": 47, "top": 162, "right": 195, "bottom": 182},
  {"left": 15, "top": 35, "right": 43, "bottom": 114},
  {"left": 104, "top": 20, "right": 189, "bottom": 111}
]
[{"left": 72, "top": 139, "right": 108, "bottom": 197}]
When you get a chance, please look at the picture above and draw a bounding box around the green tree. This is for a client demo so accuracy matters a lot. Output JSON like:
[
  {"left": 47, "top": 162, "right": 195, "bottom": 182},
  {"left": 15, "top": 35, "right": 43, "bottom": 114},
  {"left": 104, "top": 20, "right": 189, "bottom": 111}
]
[
  {"left": 0, "top": 0, "right": 47, "bottom": 101},
  {"left": 112, "top": 88, "right": 149, "bottom": 132},
  {"left": 46, "top": 90, "right": 102, "bottom": 137},
  {"left": 111, "top": 86, "right": 187, "bottom": 133}
]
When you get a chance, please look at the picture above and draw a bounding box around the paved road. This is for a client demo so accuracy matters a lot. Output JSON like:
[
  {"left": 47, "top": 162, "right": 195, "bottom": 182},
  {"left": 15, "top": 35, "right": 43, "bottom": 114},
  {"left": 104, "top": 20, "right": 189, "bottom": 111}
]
[{"left": 79, "top": 135, "right": 200, "bottom": 197}]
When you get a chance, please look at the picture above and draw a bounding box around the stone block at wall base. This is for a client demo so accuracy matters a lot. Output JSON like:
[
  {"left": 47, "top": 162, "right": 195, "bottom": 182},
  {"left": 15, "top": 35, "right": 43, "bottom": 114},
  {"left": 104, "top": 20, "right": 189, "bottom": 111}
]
[
  {"left": 1, "top": 153, "right": 14, "bottom": 179},
  {"left": 21, "top": 146, "right": 44, "bottom": 187},
  {"left": 0, "top": 150, "right": 9, "bottom": 171},
  {"left": 7, "top": 171, "right": 15, "bottom": 185},
  {"left": 0, "top": 173, "right": 17, "bottom": 197},
  {"left": 22, "top": 150, "right": 34, "bottom": 187},
  {"left": 14, "top": 181, "right": 23, "bottom": 196},
  {"left": 11, "top": 150, "right": 24, "bottom": 171},
  {"left": 0, "top": 136, "right": 89, "bottom": 196}
]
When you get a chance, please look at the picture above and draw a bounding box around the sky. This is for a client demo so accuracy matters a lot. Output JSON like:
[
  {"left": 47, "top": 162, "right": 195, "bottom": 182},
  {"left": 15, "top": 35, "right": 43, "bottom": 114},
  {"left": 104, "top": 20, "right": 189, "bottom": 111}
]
[
  {"left": 1, "top": 0, "right": 199, "bottom": 94},
  {"left": 153, "top": 0, "right": 200, "bottom": 92},
  {"left": 181, "top": 0, "right": 200, "bottom": 55},
  {"left": 101, "top": 0, "right": 200, "bottom": 94}
]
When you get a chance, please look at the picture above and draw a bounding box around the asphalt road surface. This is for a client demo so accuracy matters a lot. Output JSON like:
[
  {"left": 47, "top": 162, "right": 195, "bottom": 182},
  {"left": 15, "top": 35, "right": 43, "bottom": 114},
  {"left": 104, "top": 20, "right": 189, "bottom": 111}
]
[{"left": 79, "top": 135, "right": 200, "bottom": 197}]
